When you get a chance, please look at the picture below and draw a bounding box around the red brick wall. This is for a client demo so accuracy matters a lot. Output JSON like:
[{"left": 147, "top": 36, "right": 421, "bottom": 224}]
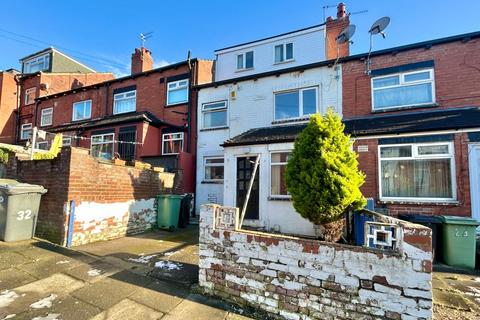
[
  {"left": 342, "top": 38, "right": 480, "bottom": 118},
  {"left": 0, "top": 72, "right": 18, "bottom": 143}
]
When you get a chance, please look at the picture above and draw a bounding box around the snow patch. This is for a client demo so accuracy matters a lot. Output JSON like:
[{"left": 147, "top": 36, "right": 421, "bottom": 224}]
[
  {"left": 128, "top": 254, "right": 157, "bottom": 264},
  {"left": 0, "top": 290, "right": 19, "bottom": 308},
  {"left": 164, "top": 250, "right": 182, "bottom": 257},
  {"left": 32, "top": 313, "right": 61, "bottom": 320},
  {"left": 30, "top": 294, "right": 57, "bottom": 309},
  {"left": 4, "top": 314, "right": 16, "bottom": 319},
  {"left": 87, "top": 269, "right": 103, "bottom": 277},
  {"left": 154, "top": 261, "right": 183, "bottom": 270},
  {"left": 56, "top": 260, "right": 70, "bottom": 265}
]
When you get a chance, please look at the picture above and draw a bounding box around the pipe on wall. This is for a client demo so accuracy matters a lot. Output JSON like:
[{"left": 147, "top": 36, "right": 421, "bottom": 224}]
[{"left": 66, "top": 200, "right": 75, "bottom": 247}]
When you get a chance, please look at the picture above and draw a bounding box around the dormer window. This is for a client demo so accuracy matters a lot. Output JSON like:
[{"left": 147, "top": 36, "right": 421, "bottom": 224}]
[
  {"left": 274, "top": 43, "right": 294, "bottom": 64},
  {"left": 23, "top": 54, "right": 50, "bottom": 74},
  {"left": 237, "top": 51, "right": 254, "bottom": 70}
]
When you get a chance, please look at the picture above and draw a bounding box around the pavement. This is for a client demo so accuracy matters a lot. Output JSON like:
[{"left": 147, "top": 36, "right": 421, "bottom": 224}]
[
  {"left": 0, "top": 226, "right": 253, "bottom": 320},
  {"left": 1, "top": 226, "right": 480, "bottom": 320}
]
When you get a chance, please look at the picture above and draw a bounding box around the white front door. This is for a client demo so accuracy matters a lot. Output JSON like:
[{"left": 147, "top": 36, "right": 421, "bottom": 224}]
[{"left": 469, "top": 144, "right": 480, "bottom": 226}]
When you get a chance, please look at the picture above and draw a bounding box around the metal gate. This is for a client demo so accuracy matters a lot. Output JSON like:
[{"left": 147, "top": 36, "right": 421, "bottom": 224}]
[{"left": 118, "top": 128, "right": 136, "bottom": 161}]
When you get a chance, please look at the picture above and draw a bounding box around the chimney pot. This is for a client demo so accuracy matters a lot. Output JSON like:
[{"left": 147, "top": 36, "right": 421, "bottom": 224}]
[{"left": 337, "top": 3, "right": 347, "bottom": 18}]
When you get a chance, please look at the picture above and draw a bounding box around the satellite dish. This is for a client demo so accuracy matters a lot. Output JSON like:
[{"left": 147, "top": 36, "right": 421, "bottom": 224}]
[
  {"left": 336, "top": 25, "right": 356, "bottom": 44},
  {"left": 369, "top": 17, "right": 390, "bottom": 38}
]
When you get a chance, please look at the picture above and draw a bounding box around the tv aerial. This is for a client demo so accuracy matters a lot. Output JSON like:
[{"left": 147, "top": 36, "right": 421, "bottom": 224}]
[
  {"left": 333, "top": 24, "right": 356, "bottom": 70},
  {"left": 140, "top": 32, "right": 154, "bottom": 48},
  {"left": 365, "top": 17, "right": 390, "bottom": 74}
]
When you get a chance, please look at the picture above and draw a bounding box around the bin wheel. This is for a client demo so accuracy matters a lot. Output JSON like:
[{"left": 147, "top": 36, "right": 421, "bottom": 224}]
[{"left": 168, "top": 226, "right": 175, "bottom": 232}]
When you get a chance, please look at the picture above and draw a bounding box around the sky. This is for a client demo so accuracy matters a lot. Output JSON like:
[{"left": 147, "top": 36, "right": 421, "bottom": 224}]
[{"left": 1, "top": 0, "right": 479, "bottom": 77}]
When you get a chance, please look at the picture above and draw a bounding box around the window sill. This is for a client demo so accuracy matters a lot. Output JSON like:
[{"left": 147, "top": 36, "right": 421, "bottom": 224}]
[
  {"left": 166, "top": 102, "right": 188, "bottom": 108},
  {"left": 273, "top": 59, "right": 295, "bottom": 66},
  {"left": 272, "top": 117, "right": 310, "bottom": 125},
  {"left": 235, "top": 68, "right": 254, "bottom": 73},
  {"left": 200, "top": 126, "right": 229, "bottom": 132},
  {"left": 113, "top": 110, "right": 136, "bottom": 116},
  {"left": 372, "top": 103, "right": 438, "bottom": 114},
  {"left": 268, "top": 196, "right": 292, "bottom": 201},
  {"left": 72, "top": 118, "right": 92, "bottom": 122},
  {"left": 378, "top": 199, "right": 459, "bottom": 206},
  {"left": 201, "top": 180, "right": 224, "bottom": 184}
]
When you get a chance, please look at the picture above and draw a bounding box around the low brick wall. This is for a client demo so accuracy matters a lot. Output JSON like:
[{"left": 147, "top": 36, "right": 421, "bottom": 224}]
[
  {"left": 199, "top": 205, "right": 433, "bottom": 320},
  {"left": 5, "top": 147, "right": 175, "bottom": 245}
]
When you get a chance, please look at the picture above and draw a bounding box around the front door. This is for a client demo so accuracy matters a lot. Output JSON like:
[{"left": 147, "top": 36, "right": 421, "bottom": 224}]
[
  {"left": 236, "top": 156, "right": 259, "bottom": 220},
  {"left": 118, "top": 128, "right": 136, "bottom": 162},
  {"left": 469, "top": 145, "right": 480, "bottom": 225}
]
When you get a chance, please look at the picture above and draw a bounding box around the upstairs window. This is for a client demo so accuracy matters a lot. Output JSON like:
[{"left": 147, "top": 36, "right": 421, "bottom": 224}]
[
  {"left": 236, "top": 51, "right": 254, "bottom": 70},
  {"left": 113, "top": 90, "right": 136, "bottom": 114},
  {"left": 167, "top": 79, "right": 189, "bottom": 105},
  {"left": 73, "top": 100, "right": 92, "bottom": 121},
  {"left": 24, "top": 88, "right": 36, "bottom": 105},
  {"left": 202, "top": 101, "right": 227, "bottom": 129},
  {"left": 274, "top": 87, "right": 318, "bottom": 121},
  {"left": 372, "top": 69, "right": 435, "bottom": 110},
  {"left": 23, "top": 54, "right": 50, "bottom": 73},
  {"left": 20, "top": 123, "right": 32, "bottom": 140},
  {"left": 379, "top": 142, "right": 455, "bottom": 201},
  {"left": 162, "top": 133, "right": 184, "bottom": 155},
  {"left": 274, "top": 43, "right": 294, "bottom": 63},
  {"left": 91, "top": 133, "right": 114, "bottom": 160},
  {"left": 40, "top": 108, "right": 53, "bottom": 127}
]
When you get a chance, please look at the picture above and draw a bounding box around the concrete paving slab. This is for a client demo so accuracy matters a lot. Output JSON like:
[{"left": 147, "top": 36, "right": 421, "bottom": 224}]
[
  {"left": 64, "top": 259, "right": 123, "bottom": 283},
  {"left": 149, "top": 259, "right": 198, "bottom": 286},
  {"left": 16, "top": 256, "right": 82, "bottom": 279},
  {"left": 90, "top": 298, "right": 163, "bottom": 320},
  {"left": 15, "top": 273, "right": 85, "bottom": 295},
  {"left": 0, "top": 252, "right": 34, "bottom": 270},
  {"left": 129, "top": 280, "right": 187, "bottom": 313},
  {"left": 162, "top": 293, "right": 230, "bottom": 320},
  {"left": 0, "top": 267, "right": 38, "bottom": 290},
  {"left": 434, "top": 289, "right": 472, "bottom": 311}
]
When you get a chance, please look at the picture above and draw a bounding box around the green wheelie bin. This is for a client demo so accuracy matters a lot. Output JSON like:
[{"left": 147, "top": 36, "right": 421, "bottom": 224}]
[
  {"left": 156, "top": 194, "right": 184, "bottom": 230},
  {"left": 440, "top": 216, "right": 479, "bottom": 269}
]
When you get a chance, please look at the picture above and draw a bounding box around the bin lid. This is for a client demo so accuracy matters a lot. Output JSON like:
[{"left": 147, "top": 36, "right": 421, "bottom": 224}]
[
  {"left": 157, "top": 194, "right": 185, "bottom": 199},
  {"left": 398, "top": 214, "right": 442, "bottom": 223},
  {"left": 439, "top": 215, "right": 480, "bottom": 226},
  {"left": 0, "top": 179, "right": 48, "bottom": 195}
]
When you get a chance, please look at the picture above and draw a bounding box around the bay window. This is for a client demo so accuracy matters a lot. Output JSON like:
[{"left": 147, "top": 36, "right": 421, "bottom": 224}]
[
  {"left": 372, "top": 69, "right": 435, "bottom": 110},
  {"left": 270, "top": 152, "right": 291, "bottom": 197},
  {"left": 204, "top": 157, "right": 224, "bottom": 181},
  {"left": 379, "top": 142, "right": 455, "bottom": 201},
  {"left": 274, "top": 87, "right": 318, "bottom": 121},
  {"left": 202, "top": 101, "right": 227, "bottom": 129},
  {"left": 113, "top": 90, "right": 136, "bottom": 114},
  {"left": 162, "top": 133, "right": 184, "bottom": 155},
  {"left": 91, "top": 133, "right": 114, "bottom": 160},
  {"left": 167, "top": 79, "right": 189, "bottom": 105}
]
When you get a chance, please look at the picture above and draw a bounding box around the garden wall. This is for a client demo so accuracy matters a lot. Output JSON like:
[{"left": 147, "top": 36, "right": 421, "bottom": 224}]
[{"left": 199, "top": 204, "right": 433, "bottom": 320}]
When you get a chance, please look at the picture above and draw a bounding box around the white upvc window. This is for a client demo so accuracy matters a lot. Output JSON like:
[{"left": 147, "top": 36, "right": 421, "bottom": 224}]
[
  {"left": 162, "top": 133, "right": 184, "bottom": 155},
  {"left": 202, "top": 101, "right": 227, "bottom": 129},
  {"left": 40, "top": 108, "right": 53, "bottom": 127},
  {"left": 113, "top": 90, "right": 136, "bottom": 114},
  {"left": 20, "top": 123, "right": 32, "bottom": 140},
  {"left": 37, "top": 141, "right": 49, "bottom": 150},
  {"left": 274, "top": 42, "right": 294, "bottom": 64},
  {"left": 72, "top": 100, "right": 92, "bottom": 121},
  {"left": 62, "top": 136, "right": 72, "bottom": 146},
  {"left": 24, "top": 88, "right": 36, "bottom": 105},
  {"left": 270, "top": 152, "right": 291, "bottom": 197},
  {"left": 91, "top": 133, "right": 115, "bottom": 160},
  {"left": 204, "top": 157, "right": 224, "bottom": 181},
  {"left": 274, "top": 87, "right": 318, "bottom": 121},
  {"left": 236, "top": 51, "right": 254, "bottom": 70},
  {"left": 167, "top": 79, "right": 189, "bottom": 105},
  {"left": 23, "top": 54, "right": 50, "bottom": 73},
  {"left": 371, "top": 69, "right": 435, "bottom": 110},
  {"left": 379, "top": 142, "right": 456, "bottom": 202}
]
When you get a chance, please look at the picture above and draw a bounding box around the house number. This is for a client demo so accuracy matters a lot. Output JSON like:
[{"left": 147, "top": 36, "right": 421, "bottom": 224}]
[
  {"left": 16, "top": 210, "right": 32, "bottom": 221},
  {"left": 455, "top": 229, "right": 468, "bottom": 237}
]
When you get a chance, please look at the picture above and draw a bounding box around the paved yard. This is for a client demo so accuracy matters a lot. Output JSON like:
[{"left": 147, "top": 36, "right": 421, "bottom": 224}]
[{"left": 1, "top": 226, "right": 479, "bottom": 320}]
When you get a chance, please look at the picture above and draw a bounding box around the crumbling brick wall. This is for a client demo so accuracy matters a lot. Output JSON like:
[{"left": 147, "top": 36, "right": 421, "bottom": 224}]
[{"left": 199, "top": 204, "right": 433, "bottom": 320}]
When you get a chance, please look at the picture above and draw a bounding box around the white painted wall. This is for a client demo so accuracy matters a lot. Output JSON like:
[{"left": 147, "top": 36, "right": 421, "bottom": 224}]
[
  {"left": 215, "top": 26, "right": 326, "bottom": 82},
  {"left": 196, "top": 65, "right": 342, "bottom": 236}
]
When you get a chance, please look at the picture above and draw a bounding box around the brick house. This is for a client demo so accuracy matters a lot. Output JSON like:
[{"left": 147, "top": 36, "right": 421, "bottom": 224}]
[
  {"left": 0, "top": 69, "right": 19, "bottom": 143},
  {"left": 29, "top": 48, "right": 213, "bottom": 193}
]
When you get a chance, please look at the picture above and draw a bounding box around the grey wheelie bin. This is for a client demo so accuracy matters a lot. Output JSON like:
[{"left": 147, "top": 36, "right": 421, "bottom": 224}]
[{"left": 0, "top": 179, "right": 48, "bottom": 242}]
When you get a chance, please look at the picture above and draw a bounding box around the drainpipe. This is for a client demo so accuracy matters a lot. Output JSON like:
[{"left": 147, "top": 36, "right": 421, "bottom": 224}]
[
  {"left": 186, "top": 53, "right": 193, "bottom": 153},
  {"left": 13, "top": 74, "right": 21, "bottom": 143},
  {"left": 66, "top": 200, "right": 75, "bottom": 248}
]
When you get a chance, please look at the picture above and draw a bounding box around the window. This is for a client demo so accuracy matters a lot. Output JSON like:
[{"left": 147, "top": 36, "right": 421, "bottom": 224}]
[
  {"left": 62, "top": 136, "right": 72, "bottom": 146},
  {"left": 204, "top": 157, "right": 224, "bottom": 181},
  {"left": 167, "top": 79, "right": 189, "bottom": 105},
  {"left": 202, "top": 101, "right": 227, "bottom": 129},
  {"left": 40, "top": 108, "right": 53, "bottom": 127},
  {"left": 162, "top": 133, "right": 184, "bottom": 155},
  {"left": 23, "top": 54, "right": 50, "bottom": 73},
  {"left": 113, "top": 90, "right": 136, "bottom": 114},
  {"left": 271, "top": 152, "right": 291, "bottom": 197},
  {"left": 20, "top": 123, "right": 32, "bottom": 140},
  {"left": 379, "top": 142, "right": 455, "bottom": 201},
  {"left": 25, "top": 88, "right": 36, "bottom": 105},
  {"left": 91, "top": 133, "right": 114, "bottom": 160},
  {"left": 274, "top": 87, "right": 318, "bottom": 120},
  {"left": 73, "top": 100, "right": 92, "bottom": 121},
  {"left": 372, "top": 69, "right": 435, "bottom": 110},
  {"left": 37, "top": 141, "right": 49, "bottom": 150},
  {"left": 274, "top": 43, "right": 294, "bottom": 63},
  {"left": 236, "top": 51, "right": 254, "bottom": 70}
]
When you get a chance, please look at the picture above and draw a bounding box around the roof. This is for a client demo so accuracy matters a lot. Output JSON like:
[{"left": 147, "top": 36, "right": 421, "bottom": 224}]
[
  {"left": 48, "top": 111, "right": 182, "bottom": 133},
  {"left": 37, "top": 59, "right": 195, "bottom": 101},
  {"left": 222, "top": 107, "right": 480, "bottom": 147},
  {"left": 19, "top": 47, "right": 54, "bottom": 62},
  {"left": 19, "top": 47, "right": 96, "bottom": 73},
  {"left": 214, "top": 24, "right": 325, "bottom": 52},
  {"left": 197, "top": 30, "right": 480, "bottom": 90}
]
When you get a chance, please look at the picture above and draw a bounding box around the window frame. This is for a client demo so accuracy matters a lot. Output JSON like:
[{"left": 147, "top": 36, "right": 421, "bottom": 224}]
[
  {"left": 62, "top": 136, "right": 72, "bottom": 146},
  {"left": 236, "top": 51, "right": 254, "bottom": 71},
  {"left": 201, "top": 100, "right": 228, "bottom": 129},
  {"left": 273, "top": 86, "right": 319, "bottom": 121},
  {"left": 40, "top": 107, "right": 53, "bottom": 127},
  {"left": 162, "top": 132, "right": 184, "bottom": 155},
  {"left": 269, "top": 151, "right": 292, "bottom": 198},
  {"left": 371, "top": 68, "right": 436, "bottom": 111},
  {"left": 378, "top": 141, "right": 456, "bottom": 203},
  {"left": 72, "top": 99, "right": 92, "bottom": 121},
  {"left": 113, "top": 90, "right": 136, "bottom": 114},
  {"left": 37, "top": 141, "right": 49, "bottom": 150},
  {"left": 166, "top": 79, "right": 189, "bottom": 106},
  {"left": 24, "top": 87, "right": 36, "bottom": 105},
  {"left": 204, "top": 156, "right": 225, "bottom": 182},
  {"left": 23, "top": 54, "right": 50, "bottom": 73},
  {"left": 20, "top": 123, "right": 32, "bottom": 140},
  {"left": 90, "top": 133, "right": 115, "bottom": 160},
  {"left": 274, "top": 42, "right": 294, "bottom": 64}
]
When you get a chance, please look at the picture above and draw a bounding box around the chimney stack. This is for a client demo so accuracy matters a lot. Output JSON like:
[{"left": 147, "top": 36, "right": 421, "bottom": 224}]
[
  {"left": 131, "top": 47, "right": 153, "bottom": 74},
  {"left": 325, "top": 2, "right": 350, "bottom": 60}
]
